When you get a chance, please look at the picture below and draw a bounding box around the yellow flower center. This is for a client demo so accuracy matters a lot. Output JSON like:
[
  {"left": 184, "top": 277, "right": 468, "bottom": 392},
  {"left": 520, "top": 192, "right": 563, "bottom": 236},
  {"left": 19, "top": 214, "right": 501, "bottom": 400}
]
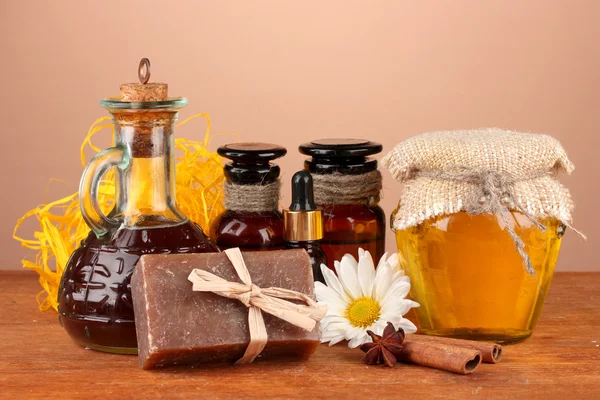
[{"left": 345, "top": 296, "right": 381, "bottom": 328}]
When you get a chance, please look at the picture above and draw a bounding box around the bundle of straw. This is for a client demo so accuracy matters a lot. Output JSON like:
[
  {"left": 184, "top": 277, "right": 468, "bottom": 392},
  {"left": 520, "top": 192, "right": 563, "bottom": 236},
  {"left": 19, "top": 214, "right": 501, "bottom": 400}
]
[{"left": 13, "top": 113, "right": 227, "bottom": 311}]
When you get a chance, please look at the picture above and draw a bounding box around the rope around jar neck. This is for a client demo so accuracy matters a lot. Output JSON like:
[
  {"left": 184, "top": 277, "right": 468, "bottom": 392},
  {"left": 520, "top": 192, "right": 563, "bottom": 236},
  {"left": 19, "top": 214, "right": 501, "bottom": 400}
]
[
  {"left": 415, "top": 168, "right": 552, "bottom": 275},
  {"left": 312, "top": 170, "right": 382, "bottom": 207},
  {"left": 223, "top": 180, "right": 281, "bottom": 212}
]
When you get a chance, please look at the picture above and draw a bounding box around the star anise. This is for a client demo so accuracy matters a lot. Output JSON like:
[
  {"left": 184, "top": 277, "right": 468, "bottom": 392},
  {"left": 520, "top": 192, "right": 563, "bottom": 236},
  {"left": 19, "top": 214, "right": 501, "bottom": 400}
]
[{"left": 359, "top": 322, "right": 406, "bottom": 367}]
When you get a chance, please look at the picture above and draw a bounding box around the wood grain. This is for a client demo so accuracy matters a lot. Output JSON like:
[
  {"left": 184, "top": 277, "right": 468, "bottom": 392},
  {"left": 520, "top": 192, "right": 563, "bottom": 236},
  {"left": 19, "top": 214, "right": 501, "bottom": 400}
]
[{"left": 0, "top": 271, "right": 599, "bottom": 399}]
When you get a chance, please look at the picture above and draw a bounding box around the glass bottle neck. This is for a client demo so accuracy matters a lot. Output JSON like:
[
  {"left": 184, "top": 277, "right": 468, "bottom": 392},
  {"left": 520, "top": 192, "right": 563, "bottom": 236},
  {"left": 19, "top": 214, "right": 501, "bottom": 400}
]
[
  {"left": 224, "top": 162, "right": 280, "bottom": 185},
  {"left": 112, "top": 111, "right": 186, "bottom": 228},
  {"left": 304, "top": 157, "right": 378, "bottom": 175}
]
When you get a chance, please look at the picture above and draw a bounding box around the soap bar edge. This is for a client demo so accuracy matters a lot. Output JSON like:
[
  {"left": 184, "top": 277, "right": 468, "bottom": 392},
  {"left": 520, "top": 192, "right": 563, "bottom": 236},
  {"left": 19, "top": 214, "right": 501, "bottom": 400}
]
[{"left": 131, "top": 256, "right": 153, "bottom": 369}]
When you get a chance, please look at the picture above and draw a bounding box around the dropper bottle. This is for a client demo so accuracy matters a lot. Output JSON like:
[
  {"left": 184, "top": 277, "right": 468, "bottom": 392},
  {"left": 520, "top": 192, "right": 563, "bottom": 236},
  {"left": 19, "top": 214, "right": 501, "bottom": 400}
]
[{"left": 284, "top": 171, "right": 327, "bottom": 283}]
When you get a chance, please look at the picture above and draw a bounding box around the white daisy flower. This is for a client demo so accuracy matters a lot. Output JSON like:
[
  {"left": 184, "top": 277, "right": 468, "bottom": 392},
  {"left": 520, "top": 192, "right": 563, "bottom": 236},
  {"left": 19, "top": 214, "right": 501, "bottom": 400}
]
[{"left": 315, "top": 249, "right": 419, "bottom": 349}]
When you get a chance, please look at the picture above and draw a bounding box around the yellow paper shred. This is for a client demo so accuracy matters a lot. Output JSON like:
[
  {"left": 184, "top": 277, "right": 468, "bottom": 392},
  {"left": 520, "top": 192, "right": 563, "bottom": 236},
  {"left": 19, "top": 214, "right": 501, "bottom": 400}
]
[{"left": 13, "top": 113, "right": 227, "bottom": 311}]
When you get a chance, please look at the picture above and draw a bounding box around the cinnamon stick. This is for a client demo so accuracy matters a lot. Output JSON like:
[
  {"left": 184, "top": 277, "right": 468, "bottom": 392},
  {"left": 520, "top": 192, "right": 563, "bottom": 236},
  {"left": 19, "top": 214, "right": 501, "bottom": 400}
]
[
  {"left": 405, "top": 334, "right": 502, "bottom": 364},
  {"left": 398, "top": 340, "right": 482, "bottom": 375}
]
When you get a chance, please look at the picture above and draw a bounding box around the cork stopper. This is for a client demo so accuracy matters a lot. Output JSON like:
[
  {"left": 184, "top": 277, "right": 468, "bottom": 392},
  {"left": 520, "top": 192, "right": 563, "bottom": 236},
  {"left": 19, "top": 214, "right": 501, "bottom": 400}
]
[
  {"left": 119, "top": 58, "right": 168, "bottom": 101},
  {"left": 120, "top": 83, "right": 168, "bottom": 101}
]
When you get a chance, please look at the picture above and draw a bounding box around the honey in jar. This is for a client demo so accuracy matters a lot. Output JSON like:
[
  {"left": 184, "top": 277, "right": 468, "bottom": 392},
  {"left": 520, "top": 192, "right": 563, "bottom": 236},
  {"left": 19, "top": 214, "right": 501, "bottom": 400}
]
[
  {"left": 394, "top": 211, "right": 564, "bottom": 343},
  {"left": 382, "top": 128, "right": 575, "bottom": 343}
]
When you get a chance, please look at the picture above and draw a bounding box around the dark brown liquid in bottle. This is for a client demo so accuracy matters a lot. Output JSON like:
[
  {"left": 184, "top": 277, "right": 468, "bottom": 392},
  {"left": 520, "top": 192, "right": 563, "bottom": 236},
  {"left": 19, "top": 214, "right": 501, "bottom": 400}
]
[
  {"left": 212, "top": 211, "right": 286, "bottom": 251},
  {"left": 58, "top": 219, "right": 216, "bottom": 354},
  {"left": 320, "top": 204, "right": 385, "bottom": 270},
  {"left": 287, "top": 241, "right": 327, "bottom": 283}
]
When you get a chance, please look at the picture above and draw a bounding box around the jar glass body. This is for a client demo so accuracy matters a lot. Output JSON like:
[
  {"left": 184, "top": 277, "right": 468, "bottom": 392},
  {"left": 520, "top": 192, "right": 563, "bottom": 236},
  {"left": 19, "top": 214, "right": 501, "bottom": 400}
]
[
  {"left": 58, "top": 104, "right": 216, "bottom": 354},
  {"left": 321, "top": 203, "right": 385, "bottom": 269},
  {"left": 394, "top": 209, "right": 564, "bottom": 343},
  {"left": 211, "top": 210, "right": 285, "bottom": 251}
]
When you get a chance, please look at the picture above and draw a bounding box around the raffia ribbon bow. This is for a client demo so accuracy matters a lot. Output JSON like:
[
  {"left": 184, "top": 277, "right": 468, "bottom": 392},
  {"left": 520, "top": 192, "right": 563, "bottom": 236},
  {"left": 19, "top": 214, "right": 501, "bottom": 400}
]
[
  {"left": 417, "top": 168, "right": 548, "bottom": 275},
  {"left": 187, "top": 248, "right": 328, "bottom": 364}
]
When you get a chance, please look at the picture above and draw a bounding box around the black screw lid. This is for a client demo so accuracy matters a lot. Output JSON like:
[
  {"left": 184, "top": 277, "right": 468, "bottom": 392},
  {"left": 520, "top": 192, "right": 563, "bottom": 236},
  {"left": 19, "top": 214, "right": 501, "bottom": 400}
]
[
  {"left": 299, "top": 139, "right": 382, "bottom": 175},
  {"left": 217, "top": 142, "right": 287, "bottom": 162},
  {"left": 218, "top": 142, "right": 287, "bottom": 185},
  {"left": 298, "top": 139, "right": 382, "bottom": 158}
]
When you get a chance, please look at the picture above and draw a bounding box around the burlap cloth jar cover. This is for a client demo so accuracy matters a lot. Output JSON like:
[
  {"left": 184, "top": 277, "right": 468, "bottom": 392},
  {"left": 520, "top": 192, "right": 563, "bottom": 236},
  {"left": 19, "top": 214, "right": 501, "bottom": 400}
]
[{"left": 381, "top": 128, "right": 575, "bottom": 273}]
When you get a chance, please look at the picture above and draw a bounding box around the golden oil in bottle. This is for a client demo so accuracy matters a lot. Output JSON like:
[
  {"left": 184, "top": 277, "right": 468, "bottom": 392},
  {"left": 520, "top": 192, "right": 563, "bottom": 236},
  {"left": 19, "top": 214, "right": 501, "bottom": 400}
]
[{"left": 395, "top": 210, "right": 564, "bottom": 344}]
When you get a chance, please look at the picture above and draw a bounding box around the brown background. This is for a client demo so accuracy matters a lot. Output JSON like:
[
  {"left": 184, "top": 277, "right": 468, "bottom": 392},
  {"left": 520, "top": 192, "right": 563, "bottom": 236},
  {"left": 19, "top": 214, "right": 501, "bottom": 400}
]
[{"left": 1, "top": 1, "right": 598, "bottom": 271}]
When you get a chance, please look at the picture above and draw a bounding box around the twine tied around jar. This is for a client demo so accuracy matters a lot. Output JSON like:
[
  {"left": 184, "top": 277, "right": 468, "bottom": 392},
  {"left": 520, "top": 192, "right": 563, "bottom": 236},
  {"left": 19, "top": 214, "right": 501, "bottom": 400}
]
[
  {"left": 223, "top": 180, "right": 281, "bottom": 212},
  {"left": 416, "top": 168, "right": 549, "bottom": 275},
  {"left": 312, "top": 170, "right": 382, "bottom": 206}
]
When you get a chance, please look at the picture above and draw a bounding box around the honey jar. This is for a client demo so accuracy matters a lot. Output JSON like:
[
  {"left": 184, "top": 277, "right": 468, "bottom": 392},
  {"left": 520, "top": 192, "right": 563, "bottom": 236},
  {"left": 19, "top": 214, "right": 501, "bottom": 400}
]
[{"left": 382, "top": 129, "right": 575, "bottom": 343}]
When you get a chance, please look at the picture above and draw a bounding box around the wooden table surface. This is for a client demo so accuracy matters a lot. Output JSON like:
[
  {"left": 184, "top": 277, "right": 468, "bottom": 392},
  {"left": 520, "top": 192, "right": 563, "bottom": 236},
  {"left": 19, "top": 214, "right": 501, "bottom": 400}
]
[{"left": 1, "top": 271, "right": 599, "bottom": 399}]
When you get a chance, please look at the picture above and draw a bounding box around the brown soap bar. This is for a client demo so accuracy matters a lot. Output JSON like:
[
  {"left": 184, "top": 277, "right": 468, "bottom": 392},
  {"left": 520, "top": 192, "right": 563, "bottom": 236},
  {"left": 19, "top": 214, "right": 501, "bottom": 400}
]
[{"left": 131, "top": 249, "right": 320, "bottom": 369}]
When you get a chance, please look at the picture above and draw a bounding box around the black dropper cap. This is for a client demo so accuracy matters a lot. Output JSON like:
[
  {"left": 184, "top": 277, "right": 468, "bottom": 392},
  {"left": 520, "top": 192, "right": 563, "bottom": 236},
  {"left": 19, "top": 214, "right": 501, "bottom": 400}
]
[
  {"left": 289, "top": 171, "right": 317, "bottom": 211},
  {"left": 284, "top": 171, "right": 323, "bottom": 241}
]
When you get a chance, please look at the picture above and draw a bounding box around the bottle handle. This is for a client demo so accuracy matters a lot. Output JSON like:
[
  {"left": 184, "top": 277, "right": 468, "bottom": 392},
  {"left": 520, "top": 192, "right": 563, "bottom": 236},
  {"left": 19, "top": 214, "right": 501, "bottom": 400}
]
[{"left": 79, "top": 146, "right": 127, "bottom": 238}]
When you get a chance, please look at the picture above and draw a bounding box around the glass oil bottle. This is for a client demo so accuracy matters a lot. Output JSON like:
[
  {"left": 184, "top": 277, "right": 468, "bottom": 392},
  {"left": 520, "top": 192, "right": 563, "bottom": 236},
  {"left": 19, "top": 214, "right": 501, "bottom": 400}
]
[{"left": 58, "top": 60, "right": 217, "bottom": 354}]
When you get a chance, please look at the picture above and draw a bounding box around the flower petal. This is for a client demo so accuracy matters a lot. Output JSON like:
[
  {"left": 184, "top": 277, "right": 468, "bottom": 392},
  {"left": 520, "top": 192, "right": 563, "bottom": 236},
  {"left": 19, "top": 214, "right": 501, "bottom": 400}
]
[
  {"left": 381, "top": 280, "right": 411, "bottom": 306},
  {"left": 357, "top": 250, "right": 375, "bottom": 297},
  {"left": 334, "top": 260, "right": 343, "bottom": 277},
  {"left": 372, "top": 262, "right": 393, "bottom": 302},
  {"left": 321, "top": 330, "right": 346, "bottom": 344},
  {"left": 387, "top": 253, "right": 400, "bottom": 271},
  {"left": 341, "top": 253, "right": 358, "bottom": 271},
  {"left": 376, "top": 252, "right": 389, "bottom": 269},
  {"left": 391, "top": 271, "right": 410, "bottom": 283},
  {"left": 328, "top": 334, "right": 347, "bottom": 346},
  {"left": 395, "top": 317, "right": 418, "bottom": 334},
  {"left": 339, "top": 255, "right": 362, "bottom": 299},
  {"left": 322, "top": 316, "right": 352, "bottom": 332},
  {"left": 381, "top": 298, "right": 419, "bottom": 318},
  {"left": 315, "top": 282, "right": 347, "bottom": 315},
  {"left": 381, "top": 313, "right": 402, "bottom": 326},
  {"left": 326, "top": 321, "right": 353, "bottom": 332},
  {"left": 345, "top": 326, "right": 366, "bottom": 340},
  {"left": 348, "top": 333, "right": 369, "bottom": 348},
  {"left": 320, "top": 315, "right": 349, "bottom": 330},
  {"left": 315, "top": 281, "right": 345, "bottom": 304},
  {"left": 321, "top": 328, "right": 344, "bottom": 340},
  {"left": 321, "top": 264, "right": 351, "bottom": 303}
]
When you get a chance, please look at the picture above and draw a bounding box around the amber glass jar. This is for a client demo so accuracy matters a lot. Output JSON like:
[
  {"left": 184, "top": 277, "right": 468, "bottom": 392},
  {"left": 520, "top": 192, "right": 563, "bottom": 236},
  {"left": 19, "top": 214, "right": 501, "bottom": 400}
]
[
  {"left": 299, "top": 139, "right": 385, "bottom": 268},
  {"left": 58, "top": 82, "right": 217, "bottom": 354},
  {"left": 394, "top": 210, "right": 564, "bottom": 343},
  {"left": 211, "top": 143, "right": 286, "bottom": 251}
]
